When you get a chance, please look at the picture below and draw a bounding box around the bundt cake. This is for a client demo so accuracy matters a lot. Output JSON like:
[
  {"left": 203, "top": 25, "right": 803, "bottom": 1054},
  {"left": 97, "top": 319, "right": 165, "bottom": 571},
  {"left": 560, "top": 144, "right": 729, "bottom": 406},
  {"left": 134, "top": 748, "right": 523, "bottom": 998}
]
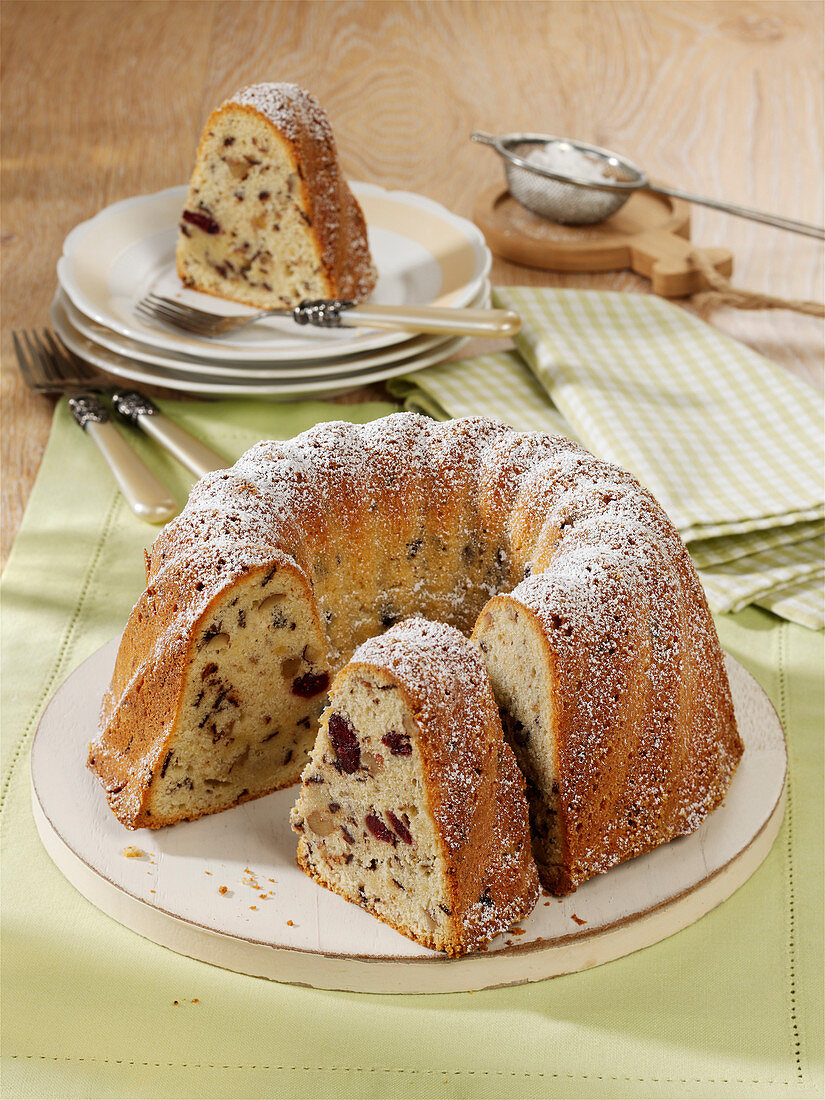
[
  {"left": 289, "top": 619, "right": 539, "bottom": 955},
  {"left": 90, "top": 413, "right": 743, "bottom": 898},
  {"left": 176, "top": 82, "right": 376, "bottom": 309}
]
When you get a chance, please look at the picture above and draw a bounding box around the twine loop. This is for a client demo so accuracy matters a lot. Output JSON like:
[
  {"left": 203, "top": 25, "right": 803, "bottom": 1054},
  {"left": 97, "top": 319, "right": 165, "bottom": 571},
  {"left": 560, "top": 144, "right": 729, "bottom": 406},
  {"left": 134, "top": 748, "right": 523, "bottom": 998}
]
[{"left": 690, "top": 250, "right": 825, "bottom": 317}]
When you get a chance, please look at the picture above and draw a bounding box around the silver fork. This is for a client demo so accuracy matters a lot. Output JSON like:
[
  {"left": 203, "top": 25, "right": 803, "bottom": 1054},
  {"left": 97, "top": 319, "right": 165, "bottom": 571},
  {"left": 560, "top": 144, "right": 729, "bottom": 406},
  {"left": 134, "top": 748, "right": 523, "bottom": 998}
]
[
  {"left": 136, "top": 293, "right": 521, "bottom": 340},
  {"left": 19, "top": 330, "right": 226, "bottom": 479},
  {"left": 14, "top": 329, "right": 179, "bottom": 524}
]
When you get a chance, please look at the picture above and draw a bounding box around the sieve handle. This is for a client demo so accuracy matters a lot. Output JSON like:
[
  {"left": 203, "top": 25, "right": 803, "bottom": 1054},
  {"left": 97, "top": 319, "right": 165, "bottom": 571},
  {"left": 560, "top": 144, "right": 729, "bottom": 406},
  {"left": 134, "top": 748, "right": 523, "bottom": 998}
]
[{"left": 647, "top": 184, "right": 825, "bottom": 240}]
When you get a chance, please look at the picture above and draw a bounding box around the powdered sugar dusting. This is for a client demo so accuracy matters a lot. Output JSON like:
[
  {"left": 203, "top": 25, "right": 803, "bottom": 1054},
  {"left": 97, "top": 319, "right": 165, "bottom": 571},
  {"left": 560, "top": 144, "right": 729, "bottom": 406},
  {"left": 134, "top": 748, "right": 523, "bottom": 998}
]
[{"left": 227, "top": 83, "right": 334, "bottom": 147}]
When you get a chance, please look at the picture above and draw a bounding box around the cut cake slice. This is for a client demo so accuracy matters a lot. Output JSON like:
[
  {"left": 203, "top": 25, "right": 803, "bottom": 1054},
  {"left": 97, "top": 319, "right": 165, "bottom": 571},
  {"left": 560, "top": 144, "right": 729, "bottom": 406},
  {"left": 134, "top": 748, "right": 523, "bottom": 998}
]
[
  {"left": 289, "top": 619, "right": 539, "bottom": 956},
  {"left": 176, "top": 82, "right": 376, "bottom": 309}
]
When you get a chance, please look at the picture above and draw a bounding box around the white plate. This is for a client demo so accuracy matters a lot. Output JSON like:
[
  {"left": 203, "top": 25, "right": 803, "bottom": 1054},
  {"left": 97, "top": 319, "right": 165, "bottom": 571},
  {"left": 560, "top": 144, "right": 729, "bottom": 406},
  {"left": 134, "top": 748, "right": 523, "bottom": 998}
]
[
  {"left": 54, "top": 281, "right": 488, "bottom": 379},
  {"left": 51, "top": 294, "right": 469, "bottom": 397},
  {"left": 31, "top": 644, "right": 786, "bottom": 994},
  {"left": 58, "top": 183, "right": 491, "bottom": 362}
]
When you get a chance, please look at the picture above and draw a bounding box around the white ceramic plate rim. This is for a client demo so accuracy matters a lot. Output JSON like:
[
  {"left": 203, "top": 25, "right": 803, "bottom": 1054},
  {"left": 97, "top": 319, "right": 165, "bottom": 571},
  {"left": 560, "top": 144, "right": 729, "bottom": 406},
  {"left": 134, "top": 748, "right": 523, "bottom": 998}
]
[
  {"left": 51, "top": 294, "right": 470, "bottom": 396},
  {"left": 58, "top": 182, "right": 491, "bottom": 361},
  {"left": 54, "top": 281, "right": 488, "bottom": 379}
]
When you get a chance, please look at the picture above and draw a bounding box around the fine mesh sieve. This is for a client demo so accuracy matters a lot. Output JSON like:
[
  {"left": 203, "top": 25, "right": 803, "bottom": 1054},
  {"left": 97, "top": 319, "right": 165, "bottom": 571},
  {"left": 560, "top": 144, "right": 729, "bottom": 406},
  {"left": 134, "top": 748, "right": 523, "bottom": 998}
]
[{"left": 471, "top": 131, "right": 825, "bottom": 238}]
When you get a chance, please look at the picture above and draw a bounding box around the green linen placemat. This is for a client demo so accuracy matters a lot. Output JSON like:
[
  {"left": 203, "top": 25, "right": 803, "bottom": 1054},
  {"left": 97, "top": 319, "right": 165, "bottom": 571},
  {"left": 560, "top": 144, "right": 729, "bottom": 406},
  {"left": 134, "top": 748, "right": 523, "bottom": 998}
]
[{"left": 2, "top": 398, "right": 823, "bottom": 1099}]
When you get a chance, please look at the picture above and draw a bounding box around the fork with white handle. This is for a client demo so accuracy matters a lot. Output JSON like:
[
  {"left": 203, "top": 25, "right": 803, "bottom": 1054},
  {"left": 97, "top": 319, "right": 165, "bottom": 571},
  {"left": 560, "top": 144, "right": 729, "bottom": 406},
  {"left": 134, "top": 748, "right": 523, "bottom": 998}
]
[
  {"left": 14, "top": 330, "right": 225, "bottom": 523},
  {"left": 137, "top": 293, "right": 522, "bottom": 339}
]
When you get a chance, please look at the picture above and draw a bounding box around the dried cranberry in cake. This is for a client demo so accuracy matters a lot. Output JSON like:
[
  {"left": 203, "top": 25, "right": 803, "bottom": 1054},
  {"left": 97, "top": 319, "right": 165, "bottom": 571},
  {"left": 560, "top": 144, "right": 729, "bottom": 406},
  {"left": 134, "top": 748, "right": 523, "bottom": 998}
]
[
  {"left": 290, "top": 619, "right": 539, "bottom": 956},
  {"left": 291, "top": 671, "right": 329, "bottom": 698},
  {"left": 175, "top": 82, "right": 376, "bottom": 310},
  {"left": 182, "top": 209, "right": 221, "bottom": 235},
  {"left": 386, "top": 810, "right": 413, "bottom": 845},
  {"left": 382, "top": 731, "right": 412, "bottom": 755},
  {"left": 327, "top": 713, "right": 360, "bottom": 773},
  {"left": 365, "top": 813, "right": 396, "bottom": 845}
]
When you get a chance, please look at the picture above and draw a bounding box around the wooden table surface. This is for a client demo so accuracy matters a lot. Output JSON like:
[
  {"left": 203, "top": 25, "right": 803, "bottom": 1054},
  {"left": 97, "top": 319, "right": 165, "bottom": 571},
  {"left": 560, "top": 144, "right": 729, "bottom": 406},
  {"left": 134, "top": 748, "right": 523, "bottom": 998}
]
[{"left": 2, "top": 0, "right": 822, "bottom": 569}]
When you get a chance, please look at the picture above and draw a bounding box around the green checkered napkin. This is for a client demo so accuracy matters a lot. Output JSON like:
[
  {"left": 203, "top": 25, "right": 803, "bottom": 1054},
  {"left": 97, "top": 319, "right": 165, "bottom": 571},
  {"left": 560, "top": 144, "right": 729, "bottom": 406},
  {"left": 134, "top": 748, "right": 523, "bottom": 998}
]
[{"left": 390, "top": 288, "right": 824, "bottom": 630}]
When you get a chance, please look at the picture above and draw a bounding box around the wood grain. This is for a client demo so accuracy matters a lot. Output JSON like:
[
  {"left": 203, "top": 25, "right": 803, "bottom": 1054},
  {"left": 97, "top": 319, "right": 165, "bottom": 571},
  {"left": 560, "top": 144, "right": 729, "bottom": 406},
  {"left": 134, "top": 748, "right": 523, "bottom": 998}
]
[{"left": 2, "top": 0, "right": 822, "bottom": 569}]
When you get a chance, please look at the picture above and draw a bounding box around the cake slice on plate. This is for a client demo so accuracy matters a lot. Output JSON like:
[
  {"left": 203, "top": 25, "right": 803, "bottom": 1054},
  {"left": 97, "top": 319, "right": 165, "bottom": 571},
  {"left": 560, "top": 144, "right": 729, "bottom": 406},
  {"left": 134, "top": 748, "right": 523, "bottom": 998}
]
[
  {"left": 290, "top": 618, "right": 540, "bottom": 957},
  {"left": 176, "top": 82, "right": 376, "bottom": 309}
]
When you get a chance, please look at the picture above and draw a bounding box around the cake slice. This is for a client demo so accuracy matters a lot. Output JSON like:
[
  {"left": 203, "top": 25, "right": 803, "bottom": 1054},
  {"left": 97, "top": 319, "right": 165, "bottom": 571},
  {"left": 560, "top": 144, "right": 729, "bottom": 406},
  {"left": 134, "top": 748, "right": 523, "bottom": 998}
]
[
  {"left": 89, "top": 547, "right": 332, "bottom": 829},
  {"left": 176, "top": 82, "right": 376, "bottom": 309},
  {"left": 473, "top": 553, "right": 743, "bottom": 895},
  {"left": 289, "top": 619, "right": 539, "bottom": 956}
]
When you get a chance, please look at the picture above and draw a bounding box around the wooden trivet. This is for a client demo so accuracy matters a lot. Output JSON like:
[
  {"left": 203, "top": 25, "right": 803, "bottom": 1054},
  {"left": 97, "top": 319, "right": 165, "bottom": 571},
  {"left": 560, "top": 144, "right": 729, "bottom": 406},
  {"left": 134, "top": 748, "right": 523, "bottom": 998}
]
[{"left": 473, "top": 184, "right": 733, "bottom": 298}]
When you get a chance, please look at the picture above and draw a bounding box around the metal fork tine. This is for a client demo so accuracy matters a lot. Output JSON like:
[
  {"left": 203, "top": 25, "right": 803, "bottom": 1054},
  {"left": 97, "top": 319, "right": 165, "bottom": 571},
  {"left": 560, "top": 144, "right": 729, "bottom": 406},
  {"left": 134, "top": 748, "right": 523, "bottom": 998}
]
[
  {"left": 146, "top": 294, "right": 221, "bottom": 322},
  {"left": 41, "top": 330, "right": 72, "bottom": 383},
  {"left": 22, "top": 331, "right": 51, "bottom": 385},
  {"left": 141, "top": 295, "right": 238, "bottom": 335},
  {"left": 13, "top": 331, "right": 41, "bottom": 391},
  {"left": 34, "top": 331, "right": 64, "bottom": 386},
  {"left": 141, "top": 302, "right": 215, "bottom": 335},
  {"left": 153, "top": 304, "right": 214, "bottom": 330},
  {"left": 138, "top": 298, "right": 201, "bottom": 325},
  {"left": 135, "top": 302, "right": 199, "bottom": 333},
  {"left": 138, "top": 291, "right": 284, "bottom": 338},
  {"left": 60, "top": 336, "right": 98, "bottom": 382},
  {"left": 43, "top": 329, "right": 94, "bottom": 383}
]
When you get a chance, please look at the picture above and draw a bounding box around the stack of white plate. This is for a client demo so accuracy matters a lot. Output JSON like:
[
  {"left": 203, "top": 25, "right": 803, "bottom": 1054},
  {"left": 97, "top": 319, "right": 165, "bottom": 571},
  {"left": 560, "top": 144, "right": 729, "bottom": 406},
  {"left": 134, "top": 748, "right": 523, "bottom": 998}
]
[{"left": 53, "top": 183, "right": 492, "bottom": 399}]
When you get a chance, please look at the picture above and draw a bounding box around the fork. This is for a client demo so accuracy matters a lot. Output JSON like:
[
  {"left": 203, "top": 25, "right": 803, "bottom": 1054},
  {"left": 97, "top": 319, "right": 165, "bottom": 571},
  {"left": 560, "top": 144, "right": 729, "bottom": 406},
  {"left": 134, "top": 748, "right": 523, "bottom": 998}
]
[
  {"left": 136, "top": 293, "right": 522, "bottom": 340},
  {"left": 20, "top": 330, "right": 227, "bottom": 479},
  {"left": 14, "top": 330, "right": 181, "bottom": 524}
]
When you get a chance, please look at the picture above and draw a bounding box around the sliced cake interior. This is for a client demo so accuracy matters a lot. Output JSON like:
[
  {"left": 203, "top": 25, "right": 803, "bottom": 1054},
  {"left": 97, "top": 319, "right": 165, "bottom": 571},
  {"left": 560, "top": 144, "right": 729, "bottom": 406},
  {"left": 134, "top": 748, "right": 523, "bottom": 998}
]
[
  {"left": 91, "top": 559, "right": 331, "bottom": 828},
  {"left": 289, "top": 619, "right": 539, "bottom": 956},
  {"left": 472, "top": 597, "right": 564, "bottom": 890}
]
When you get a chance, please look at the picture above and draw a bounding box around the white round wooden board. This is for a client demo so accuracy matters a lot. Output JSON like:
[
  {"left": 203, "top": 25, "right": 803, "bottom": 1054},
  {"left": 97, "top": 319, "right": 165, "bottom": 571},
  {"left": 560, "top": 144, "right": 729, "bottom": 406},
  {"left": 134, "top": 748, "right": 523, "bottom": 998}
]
[{"left": 31, "top": 640, "right": 786, "bottom": 994}]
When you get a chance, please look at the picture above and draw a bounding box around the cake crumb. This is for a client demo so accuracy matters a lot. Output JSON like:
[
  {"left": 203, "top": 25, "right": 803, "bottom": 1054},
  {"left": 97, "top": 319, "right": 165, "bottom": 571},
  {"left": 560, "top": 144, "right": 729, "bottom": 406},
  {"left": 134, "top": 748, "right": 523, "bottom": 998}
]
[
  {"left": 250, "top": 905, "right": 257, "bottom": 910},
  {"left": 219, "top": 886, "right": 229, "bottom": 895},
  {"left": 192, "top": 998, "right": 199, "bottom": 1004},
  {"left": 571, "top": 913, "right": 587, "bottom": 926},
  {"left": 122, "top": 846, "right": 145, "bottom": 859},
  {"left": 286, "top": 919, "right": 294, "bottom": 926}
]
